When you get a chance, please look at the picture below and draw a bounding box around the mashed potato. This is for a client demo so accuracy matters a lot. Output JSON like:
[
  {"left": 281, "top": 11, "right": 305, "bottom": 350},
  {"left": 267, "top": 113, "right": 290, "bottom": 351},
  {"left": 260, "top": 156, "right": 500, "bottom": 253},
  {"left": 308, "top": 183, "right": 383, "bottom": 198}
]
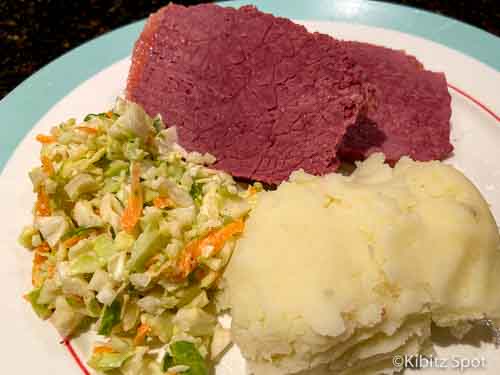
[{"left": 221, "top": 154, "right": 500, "bottom": 374}]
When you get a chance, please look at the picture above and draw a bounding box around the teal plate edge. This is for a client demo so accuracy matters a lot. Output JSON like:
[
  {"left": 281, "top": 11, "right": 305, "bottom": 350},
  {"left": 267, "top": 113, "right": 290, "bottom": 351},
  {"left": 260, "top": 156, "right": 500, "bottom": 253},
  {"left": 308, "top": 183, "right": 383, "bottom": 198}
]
[{"left": 1, "top": 0, "right": 499, "bottom": 172}]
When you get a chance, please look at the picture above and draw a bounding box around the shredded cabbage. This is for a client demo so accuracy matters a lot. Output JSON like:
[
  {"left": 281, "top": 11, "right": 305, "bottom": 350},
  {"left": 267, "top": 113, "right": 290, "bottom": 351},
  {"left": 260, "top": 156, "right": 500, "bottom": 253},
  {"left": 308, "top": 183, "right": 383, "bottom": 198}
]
[{"left": 20, "top": 99, "right": 254, "bottom": 374}]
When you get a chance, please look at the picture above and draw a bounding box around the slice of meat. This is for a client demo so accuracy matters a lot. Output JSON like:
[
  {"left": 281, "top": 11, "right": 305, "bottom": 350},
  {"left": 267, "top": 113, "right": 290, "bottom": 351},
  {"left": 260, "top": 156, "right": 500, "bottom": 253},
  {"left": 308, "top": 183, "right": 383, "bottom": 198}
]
[
  {"left": 126, "top": 4, "right": 370, "bottom": 184},
  {"left": 126, "top": 7, "right": 164, "bottom": 101},
  {"left": 339, "top": 42, "right": 453, "bottom": 163}
]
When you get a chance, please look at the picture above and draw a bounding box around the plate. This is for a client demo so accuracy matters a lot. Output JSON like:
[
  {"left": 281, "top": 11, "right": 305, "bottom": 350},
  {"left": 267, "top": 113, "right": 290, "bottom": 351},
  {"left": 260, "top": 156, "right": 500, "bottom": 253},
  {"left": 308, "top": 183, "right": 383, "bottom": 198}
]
[{"left": 0, "top": 1, "right": 499, "bottom": 374}]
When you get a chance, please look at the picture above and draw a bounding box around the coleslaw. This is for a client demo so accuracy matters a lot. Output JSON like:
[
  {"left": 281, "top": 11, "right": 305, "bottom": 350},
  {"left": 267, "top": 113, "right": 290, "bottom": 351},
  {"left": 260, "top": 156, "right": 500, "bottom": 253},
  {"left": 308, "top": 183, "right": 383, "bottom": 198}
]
[{"left": 19, "top": 99, "right": 257, "bottom": 374}]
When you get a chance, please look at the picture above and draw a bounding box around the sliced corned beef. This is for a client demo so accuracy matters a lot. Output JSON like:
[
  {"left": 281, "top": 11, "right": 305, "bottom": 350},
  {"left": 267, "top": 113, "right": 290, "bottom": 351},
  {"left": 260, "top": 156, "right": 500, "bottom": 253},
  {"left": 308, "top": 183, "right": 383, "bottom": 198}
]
[
  {"left": 127, "top": 4, "right": 453, "bottom": 183},
  {"left": 339, "top": 41, "right": 453, "bottom": 163},
  {"left": 126, "top": 4, "right": 370, "bottom": 184}
]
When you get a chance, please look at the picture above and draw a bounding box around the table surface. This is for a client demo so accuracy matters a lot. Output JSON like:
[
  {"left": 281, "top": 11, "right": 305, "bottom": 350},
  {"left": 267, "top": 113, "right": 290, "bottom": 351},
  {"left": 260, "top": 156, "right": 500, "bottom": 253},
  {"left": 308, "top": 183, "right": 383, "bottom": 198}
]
[{"left": 1, "top": 0, "right": 499, "bottom": 99}]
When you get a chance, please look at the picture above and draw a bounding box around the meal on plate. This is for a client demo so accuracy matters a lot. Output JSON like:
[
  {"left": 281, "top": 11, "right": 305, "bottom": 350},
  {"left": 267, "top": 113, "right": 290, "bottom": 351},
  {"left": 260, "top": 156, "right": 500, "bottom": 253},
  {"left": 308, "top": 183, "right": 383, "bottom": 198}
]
[{"left": 18, "top": 3, "right": 499, "bottom": 375}]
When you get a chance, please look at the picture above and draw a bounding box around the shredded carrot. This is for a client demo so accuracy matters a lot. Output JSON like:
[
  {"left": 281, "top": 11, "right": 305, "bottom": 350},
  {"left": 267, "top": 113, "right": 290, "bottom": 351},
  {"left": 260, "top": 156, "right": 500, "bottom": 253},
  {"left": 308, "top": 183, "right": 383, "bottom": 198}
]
[
  {"left": 35, "top": 242, "right": 50, "bottom": 253},
  {"left": 134, "top": 323, "right": 150, "bottom": 345},
  {"left": 247, "top": 186, "right": 257, "bottom": 196},
  {"left": 34, "top": 252, "right": 46, "bottom": 265},
  {"left": 63, "top": 235, "right": 84, "bottom": 248},
  {"left": 153, "top": 196, "right": 175, "bottom": 209},
  {"left": 76, "top": 126, "right": 99, "bottom": 135},
  {"left": 121, "top": 162, "right": 143, "bottom": 233},
  {"left": 47, "top": 263, "right": 56, "bottom": 279},
  {"left": 105, "top": 111, "right": 114, "bottom": 119},
  {"left": 35, "top": 186, "right": 51, "bottom": 216},
  {"left": 40, "top": 155, "right": 55, "bottom": 176},
  {"left": 32, "top": 253, "right": 47, "bottom": 287},
  {"left": 63, "top": 226, "right": 100, "bottom": 248},
  {"left": 93, "top": 346, "right": 114, "bottom": 354},
  {"left": 176, "top": 218, "right": 245, "bottom": 280},
  {"left": 175, "top": 241, "right": 203, "bottom": 280},
  {"left": 32, "top": 265, "right": 41, "bottom": 287},
  {"left": 36, "top": 134, "right": 56, "bottom": 144}
]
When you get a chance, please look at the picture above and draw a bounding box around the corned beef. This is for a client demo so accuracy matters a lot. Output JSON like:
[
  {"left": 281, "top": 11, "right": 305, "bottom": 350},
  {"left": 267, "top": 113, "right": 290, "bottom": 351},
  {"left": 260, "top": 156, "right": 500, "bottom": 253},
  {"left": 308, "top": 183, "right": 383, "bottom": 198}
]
[
  {"left": 127, "top": 4, "right": 370, "bottom": 184},
  {"left": 339, "top": 41, "right": 453, "bottom": 163},
  {"left": 127, "top": 3, "right": 453, "bottom": 183}
]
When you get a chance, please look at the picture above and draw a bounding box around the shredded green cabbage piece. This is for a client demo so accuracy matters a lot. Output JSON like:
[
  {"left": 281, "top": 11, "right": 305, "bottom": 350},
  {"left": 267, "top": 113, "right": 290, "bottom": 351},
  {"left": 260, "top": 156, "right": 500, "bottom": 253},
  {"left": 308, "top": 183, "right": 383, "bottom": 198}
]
[
  {"left": 98, "top": 300, "right": 121, "bottom": 336},
  {"left": 165, "top": 341, "right": 209, "bottom": 375}
]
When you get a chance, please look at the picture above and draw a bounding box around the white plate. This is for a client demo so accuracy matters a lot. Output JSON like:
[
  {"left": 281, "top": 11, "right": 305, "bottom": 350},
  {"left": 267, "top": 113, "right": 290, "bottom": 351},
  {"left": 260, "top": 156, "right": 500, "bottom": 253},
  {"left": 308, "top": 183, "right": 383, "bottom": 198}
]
[{"left": 0, "top": 21, "right": 499, "bottom": 374}]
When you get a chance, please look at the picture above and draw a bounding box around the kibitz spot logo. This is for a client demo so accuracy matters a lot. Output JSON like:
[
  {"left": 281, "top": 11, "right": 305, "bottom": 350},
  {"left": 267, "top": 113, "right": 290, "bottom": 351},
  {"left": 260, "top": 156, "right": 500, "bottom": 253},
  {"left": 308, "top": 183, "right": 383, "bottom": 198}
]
[{"left": 392, "top": 354, "right": 487, "bottom": 371}]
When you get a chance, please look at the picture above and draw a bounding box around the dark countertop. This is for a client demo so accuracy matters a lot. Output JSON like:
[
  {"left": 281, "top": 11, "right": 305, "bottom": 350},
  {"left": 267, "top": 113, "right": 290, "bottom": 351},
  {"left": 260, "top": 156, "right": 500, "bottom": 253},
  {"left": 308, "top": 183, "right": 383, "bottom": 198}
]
[{"left": 1, "top": 0, "right": 499, "bottom": 99}]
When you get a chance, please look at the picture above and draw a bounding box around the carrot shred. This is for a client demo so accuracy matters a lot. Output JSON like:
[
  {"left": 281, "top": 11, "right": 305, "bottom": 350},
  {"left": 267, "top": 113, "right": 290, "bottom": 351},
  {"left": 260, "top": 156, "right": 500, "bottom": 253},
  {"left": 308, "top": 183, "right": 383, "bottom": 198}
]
[
  {"left": 34, "top": 252, "right": 47, "bottom": 265},
  {"left": 35, "top": 242, "right": 50, "bottom": 253},
  {"left": 153, "top": 196, "right": 175, "bottom": 209},
  {"left": 133, "top": 323, "right": 150, "bottom": 346},
  {"left": 63, "top": 235, "right": 84, "bottom": 248},
  {"left": 247, "top": 186, "right": 257, "bottom": 196},
  {"left": 63, "top": 226, "right": 99, "bottom": 248},
  {"left": 105, "top": 111, "right": 114, "bottom": 119},
  {"left": 47, "top": 263, "right": 56, "bottom": 279},
  {"left": 76, "top": 126, "right": 99, "bottom": 134},
  {"left": 36, "top": 134, "right": 56, "bottom": 144},
  {"left": 121, "top": 162, "right": 143, "bottom": 233},
  {"left": 35, "top": 186, "right": 51, "bottom": 216},
  {"left": 176, "top": 218, "right": 245, "bottom": 280},
  {"left": 93, "top": 346, "right": 114, "bottom": 354},
  {"left": 40, "top": 155, "right": 55, "bottom": 176},
  {"left": 32, "top": 253, "right": 47, "bottom": 287}
]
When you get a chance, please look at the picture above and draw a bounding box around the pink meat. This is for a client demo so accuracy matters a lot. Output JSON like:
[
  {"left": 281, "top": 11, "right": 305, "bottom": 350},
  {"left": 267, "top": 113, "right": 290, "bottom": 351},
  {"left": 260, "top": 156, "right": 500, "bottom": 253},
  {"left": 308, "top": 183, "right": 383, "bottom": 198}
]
[
  {"left": 127, "top": 4, "right": 453, "bottom": 183},
  {"left": 126, "top": 4, "right": 370, "bottom": 184},
  {"left": 339, "top": 42, "right": 453, "bottom": 163}
]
